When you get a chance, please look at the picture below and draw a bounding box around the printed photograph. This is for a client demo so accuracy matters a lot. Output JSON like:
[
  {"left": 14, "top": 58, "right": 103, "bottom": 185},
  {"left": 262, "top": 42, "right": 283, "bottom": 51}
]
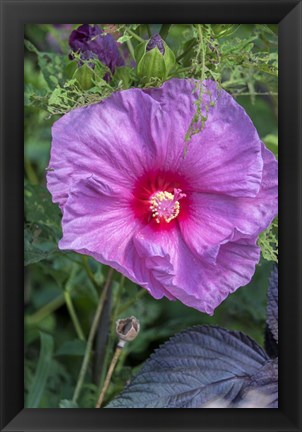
[{"left": 24, "top": 24, "right": 278, "bottom": 408}]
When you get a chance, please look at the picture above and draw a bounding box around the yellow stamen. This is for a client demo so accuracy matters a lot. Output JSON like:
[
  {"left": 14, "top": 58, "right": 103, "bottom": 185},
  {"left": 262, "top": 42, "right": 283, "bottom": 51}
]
[{"left": 149, "top": 188, "right": 186, "bottom": 224}]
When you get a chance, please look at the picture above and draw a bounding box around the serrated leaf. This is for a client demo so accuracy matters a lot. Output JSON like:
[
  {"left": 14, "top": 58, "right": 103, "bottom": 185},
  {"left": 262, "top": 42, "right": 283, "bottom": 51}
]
[
  {"left": 24, "top": 184, "right": 62, "bottom": 265},
  {"left": 26, "top": 332, "right": 54, "bottom": 408},
  {"left": 25, "top": 183, "right": 61, "bottom": 228},
  {"left": 24, "top": 223, "right": 58, "bottom": 266},
  {"left": 266, "top": 266, "right": 278, "bottom": 344},
  {"left": 107, "top": 326, "right": 269, "bottom": 408},
  {"left": 240, "top": 358, "right": 278, "bottom": 408},
  {"left": 24, "top": 40, "right": 69, "bottom": 90}
]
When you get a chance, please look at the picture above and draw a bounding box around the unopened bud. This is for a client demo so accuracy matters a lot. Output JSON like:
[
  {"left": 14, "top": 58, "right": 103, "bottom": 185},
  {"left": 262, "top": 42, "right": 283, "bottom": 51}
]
[
  {"left": 116, "top": 316, "right": 140, "bottom": 348},
  {"left": 135, "top": 34, "right": 176, "bottom": 83}
]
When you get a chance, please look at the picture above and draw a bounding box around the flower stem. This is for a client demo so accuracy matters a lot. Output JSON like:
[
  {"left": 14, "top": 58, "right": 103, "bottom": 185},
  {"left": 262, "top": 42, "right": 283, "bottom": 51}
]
[
  {"left": 126, "top": 39, "right": 135, "bottom": 61},
  {"left": 197, "top": 24, "right": 205, "bottom": 82},
  {"left": 72, "top": 267, "right": 114, "bottom": 404},
  {"left": 97, "top": 274, "right": 125, "bottom": 390},
  {"left": 81, "top": 255, "right": 99, "bottom": 290},
  {"left": 64, "top": 291, "right": 86, "bottom": 341},
  {"left": 95, "top": 346, "right": 122, "bottom": 408},
  {"left": 127, "top": 28, "right": 144, "bottom": 43},
  {"left": 176, "top": 39, "right": 195, "bottom": 62}
]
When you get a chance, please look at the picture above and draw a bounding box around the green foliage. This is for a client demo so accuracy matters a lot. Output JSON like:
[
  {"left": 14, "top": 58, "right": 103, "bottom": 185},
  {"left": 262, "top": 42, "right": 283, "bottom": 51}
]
[
  {"left": 59, "top": 399, "right": 79, "bottom": 408},
  {"left": 263, "top": 134, "right": 278, "bottom": 158},
  {"left": 258, "top": 218, "right": 278, "bottom": 263},
  {"left": 24, "top": 183, "right": 62, "bottom": 265},
  {"left": 26, "top": 332, "right": 54, "bottom": 407},
  {"left": 24, "top": 40, "right": 122, "bottom": 116},
  {"left": 24, "top": 185, "right": 61, "bottom": 253}
]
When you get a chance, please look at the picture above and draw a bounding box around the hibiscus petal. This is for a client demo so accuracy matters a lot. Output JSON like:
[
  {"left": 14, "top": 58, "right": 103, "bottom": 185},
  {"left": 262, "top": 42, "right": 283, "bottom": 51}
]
[
  {"left": 47, "top": 88, "right": 180, "bottom": 209},
  {"left": 59, "top": 176, "right": 168, "bottom": 299},
  {"left": 145, "top": 79, "right": 263, "bottom": 198},
  {"left": 180, "top": 142, "right": 278, "bottom": 256},
  {"left": 134, "top": 225, "right": 260, "bottom": 314}
]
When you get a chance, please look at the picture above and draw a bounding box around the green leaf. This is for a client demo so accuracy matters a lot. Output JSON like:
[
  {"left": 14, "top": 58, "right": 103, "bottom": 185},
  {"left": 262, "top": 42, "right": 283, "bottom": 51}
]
[
  {"left": 24, "top": 40, "right": 69, "bottom": 90},
  {"left": 26, "top": 332, "right": 54, "bottom": 408},
  {"left": 25, "top": 183, "right": 61, "bottom": 228},
  {"left": 258, "top": 218, "right": 278, "bottom": 263},
  {"left": 24, "top": 184, "right": 62, "bottom": 265},
  {"left": 56, "top": 339, "right": 87, "bottom": 357},
  {"left": 263, "top": 134, "right": 278, "bottom": 158},
  {"left": 74, "top": 64, "right": 95, "bottom": 90},
  {"left": 59, "top": 399, "right": 79, "bottom": 408},
  {"left": 24, "top": 223, "right": 58, "bottom": 266},
  {"left": 117, "top": 34, "right": 132, "bottom": 44}
]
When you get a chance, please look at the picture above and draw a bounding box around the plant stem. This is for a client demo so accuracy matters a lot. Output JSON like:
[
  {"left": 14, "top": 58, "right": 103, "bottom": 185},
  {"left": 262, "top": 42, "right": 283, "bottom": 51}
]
[
  {"left": 127, "top": 28, "right": 144, "bottom": 43},
  {"left": 126, "top": 39, "right": 135, "bottom": 61},
  {"left": 26, "top": 294, "right": 65, "bottom": 325},
  {"left": 198, "top": 24, "right": 205, "bottom": 82},
  {"left": 95, "top": 346, "right": 122, "bottom": 408},
  {"left": 176, "top": 40, "right": 195, "bottom": 62},
  {"left": 97, "top": 273, "right": 125, "bottom": 390},
  {"left": 72, "top": 267, "right": 114, "bottom": 404},
  {"left": 64, "top": 291, "right": 86, "bottom": 341},
  {"left": 81, "top": 256, "right": 98, "bottom": 290},
  {"left": 159, "top": 24, "right": 171, "bottom": 40}
]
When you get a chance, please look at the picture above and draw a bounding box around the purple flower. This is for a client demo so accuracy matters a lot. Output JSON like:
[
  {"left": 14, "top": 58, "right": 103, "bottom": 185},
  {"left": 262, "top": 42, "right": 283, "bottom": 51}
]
[
  {"left": 47, "top": 79, "right": 278, "bottom": 314},
  {"left": 146, "top": 34, "right": 165, "bottom": 55},
  {"left": 69, "top": 24, "right": 124, "bottom": 75}
]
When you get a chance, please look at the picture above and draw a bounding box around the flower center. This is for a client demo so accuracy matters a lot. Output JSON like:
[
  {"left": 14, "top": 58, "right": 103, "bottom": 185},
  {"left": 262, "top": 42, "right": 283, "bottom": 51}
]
[{"left": 149, "top": 188, "right": 186, "bottom": 224}]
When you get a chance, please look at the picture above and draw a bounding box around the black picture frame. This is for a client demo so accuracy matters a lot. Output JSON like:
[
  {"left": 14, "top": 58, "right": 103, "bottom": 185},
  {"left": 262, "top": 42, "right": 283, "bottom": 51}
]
[{"left": 1, "top": 0, "right": 301, "bottom": 431}]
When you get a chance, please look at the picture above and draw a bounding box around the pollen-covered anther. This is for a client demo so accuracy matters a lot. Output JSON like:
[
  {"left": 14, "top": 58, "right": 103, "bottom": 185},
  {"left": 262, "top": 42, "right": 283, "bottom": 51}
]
[{"left": 149, "top": 188, "right": 186, "bottom": 223}]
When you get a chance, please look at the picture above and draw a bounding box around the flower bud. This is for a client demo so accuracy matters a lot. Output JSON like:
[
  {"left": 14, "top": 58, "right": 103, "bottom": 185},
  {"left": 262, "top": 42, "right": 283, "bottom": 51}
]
[
  {"left": 73, "top": 63, "right": 95, "bottom": 90},
  {"left": 135, "top": 34, "right": 176, "bottom": 82},
  {"left": 116, "top": 316, "right": 140, "bottom": 348}
]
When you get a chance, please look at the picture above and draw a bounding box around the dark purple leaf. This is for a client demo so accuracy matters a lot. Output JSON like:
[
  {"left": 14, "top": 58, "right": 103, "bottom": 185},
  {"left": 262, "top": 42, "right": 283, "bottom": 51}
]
[
  {"left": 107, "top": 326, "right": 270, "bottom": 408},
  {"left": 239, "top": 358, "right": 278, "bottom": 408},
  {"left": 267, "top": 265, "right": 278, "bottom": 344},
  {"left": 265, "top": 325, "right": 278, "bottom": 358}
]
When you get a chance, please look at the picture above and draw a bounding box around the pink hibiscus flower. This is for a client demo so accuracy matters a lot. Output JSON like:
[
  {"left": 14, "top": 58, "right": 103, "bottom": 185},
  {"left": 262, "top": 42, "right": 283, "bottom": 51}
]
[{"left": 47, "top": 79, "right": 278, "bottom": 314}]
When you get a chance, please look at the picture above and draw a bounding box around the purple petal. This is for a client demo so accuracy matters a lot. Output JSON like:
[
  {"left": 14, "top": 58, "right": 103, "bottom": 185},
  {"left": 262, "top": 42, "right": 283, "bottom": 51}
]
[
  {"left": 69, "top": 24, "right": 124, "bottom": 73},
  {"left": 180, "top": 141, "right": 277, "bottom": 256},
  {"left": 59, "top": 176, "right": 171, "bottom": 300},
  {"left": 144, "top": 79, "right": 263, "bottom": 198},
  {"left": 134, "top": 225, "right": 260, "bottom": 314},
  {"left": 47, "top": 88, "right": 182, "bottom": 208}
]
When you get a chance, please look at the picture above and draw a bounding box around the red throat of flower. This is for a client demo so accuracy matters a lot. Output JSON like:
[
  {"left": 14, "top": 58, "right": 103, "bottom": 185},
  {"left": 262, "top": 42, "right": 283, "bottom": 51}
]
[{"left": 131, "top": 171, "right": 189, "bottom": 227}]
